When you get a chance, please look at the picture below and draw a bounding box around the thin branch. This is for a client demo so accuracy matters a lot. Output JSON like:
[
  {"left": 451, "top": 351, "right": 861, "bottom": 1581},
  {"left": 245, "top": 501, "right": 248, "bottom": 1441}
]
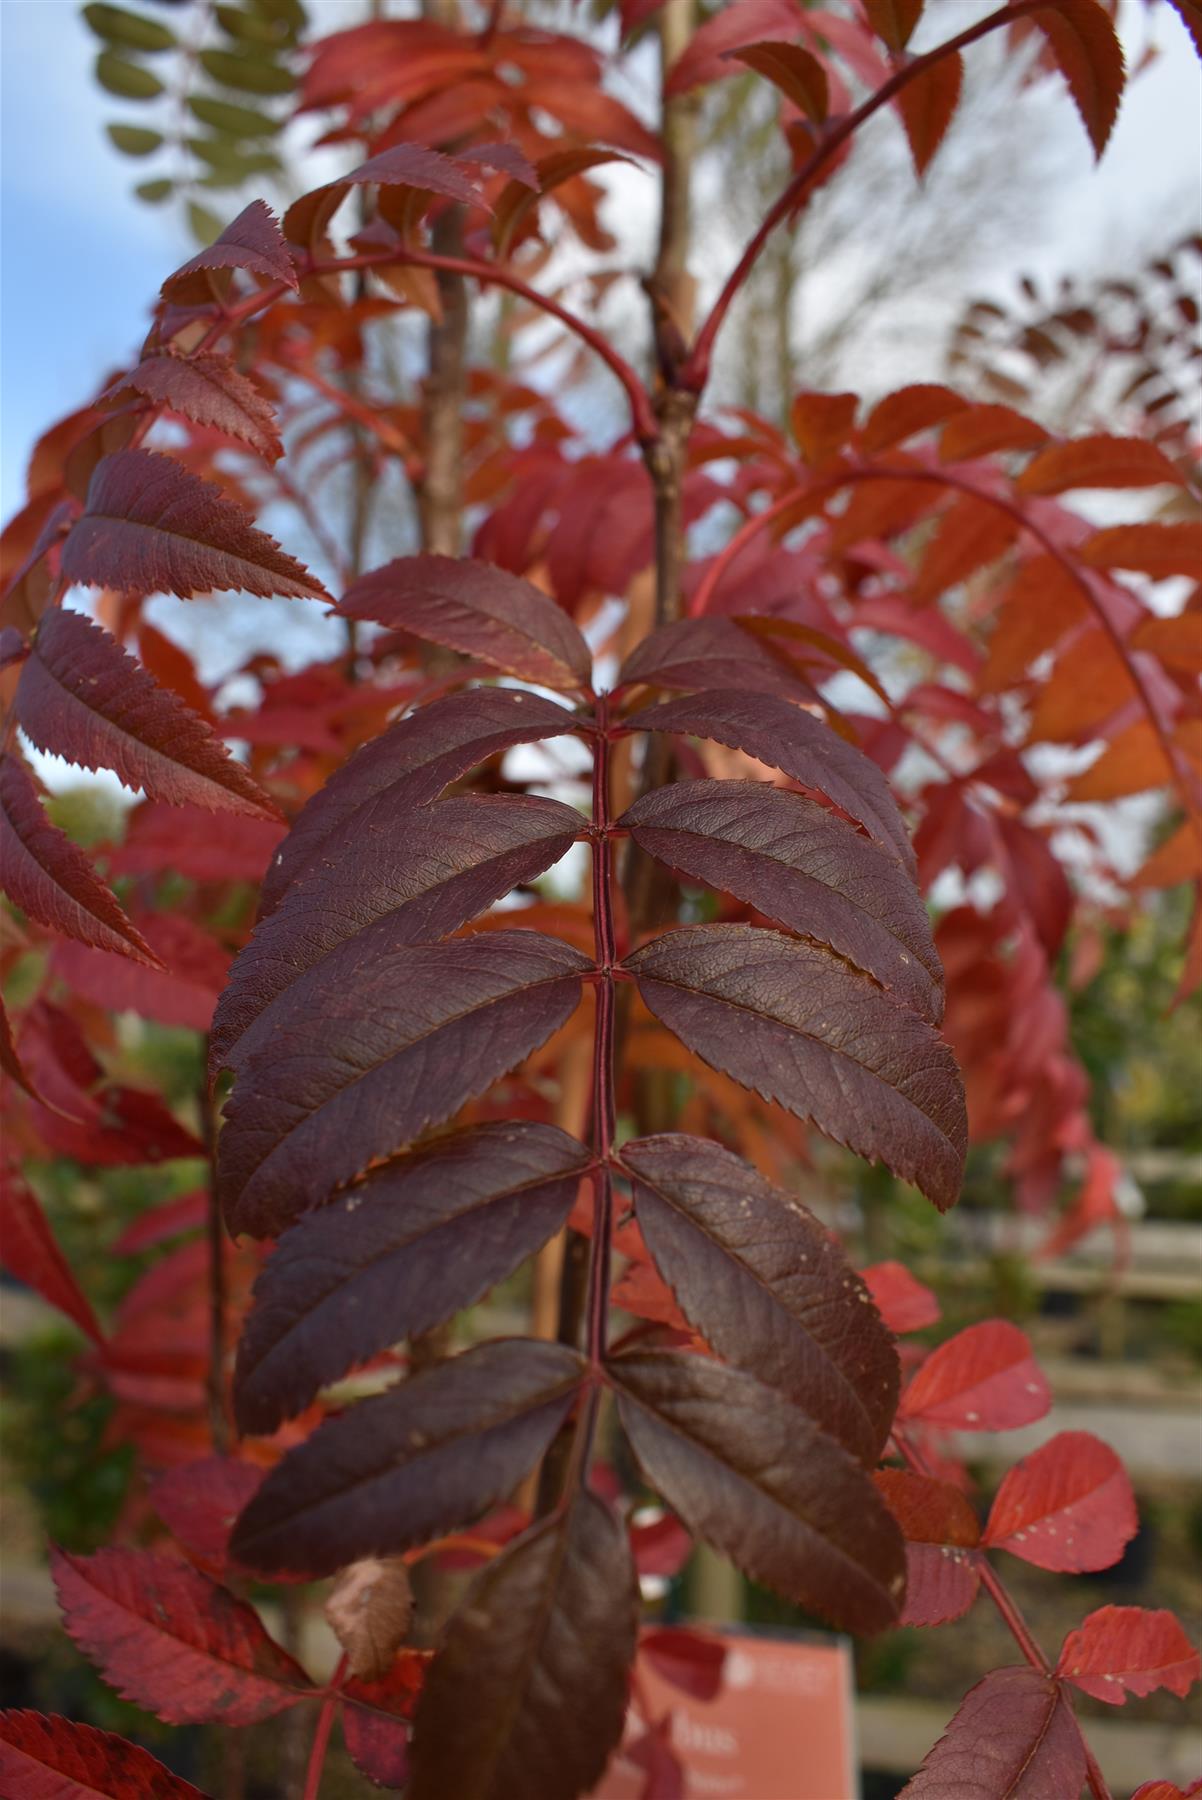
[
  {"left": 305, "top": 248, "right": 660, "bottom": 446},
  {"left": 301, "top": 1655, "right": 347, "bottom": 1800},
  {"left": 683, "top": 0, "right": 1052, "bottom": 390}
]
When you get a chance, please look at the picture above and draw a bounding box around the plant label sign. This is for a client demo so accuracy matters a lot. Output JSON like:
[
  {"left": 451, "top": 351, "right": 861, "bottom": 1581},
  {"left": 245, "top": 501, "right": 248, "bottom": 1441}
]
[{"left": 592, "top": 1629, "right": 856, "bottom": 1799}]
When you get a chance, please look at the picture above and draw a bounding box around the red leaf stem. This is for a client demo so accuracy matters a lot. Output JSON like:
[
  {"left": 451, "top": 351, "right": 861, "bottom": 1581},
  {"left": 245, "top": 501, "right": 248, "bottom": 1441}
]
[{"left": 302, "top": 1655, "right": 346, "bottom": 1800}]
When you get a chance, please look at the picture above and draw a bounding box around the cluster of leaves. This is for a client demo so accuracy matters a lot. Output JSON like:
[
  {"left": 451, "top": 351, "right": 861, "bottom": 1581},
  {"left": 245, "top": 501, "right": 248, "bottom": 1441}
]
[
  {"left": 87, "top": 0, "right": 306, "bottom": 240},
  {"left": 2, "top": 0, "right": 1200, "bottom": 1796}
]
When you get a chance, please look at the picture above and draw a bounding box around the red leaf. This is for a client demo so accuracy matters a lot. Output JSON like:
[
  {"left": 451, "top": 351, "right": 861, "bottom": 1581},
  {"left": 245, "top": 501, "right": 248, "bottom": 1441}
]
[
  {"left": 895, "top": 52, "right": 963, "bottom": 178},
  {"left": 1031, "top": 0, "right": 1126, "bottom": 158},
  {"left": 0, "top": 753, "right": 156, "bottom": 965},
  {"left": 900, "top": 1544, "right": 981, "bottom": 1627},
  {"left": 336, "top": 554, "right": 592, "bottom": 692},
  {"left": 51, "top": 1546, "right": 314, "bottom": 1724},
  {"left": 161, "top": 198, "right": 297, "bottom": 304},
  {"left": 1017, "top": 433, "right": 1183, "bottom": 495},
  {"left": 0, "top": 1709, "right": 207, "bottom": 1799},
  {"left": 861, "top": 1260, "right": 940, "bottom": 1333},
  {"left": 624, "top": 924, "right": 966, "bottom": 1212},
  {"left": 149, "top": 1457, "right": 265, "bottom": 1574},
  {"left": 1130, "top": 1784, "right": 1202, "bottom": 1800},
  {"left": 641, "top": 1627, "right": 727, "bottom": 1700},
  {"left": 874, "top": 1470, "right": 980, "bottom": 1545},
  {"left": 898, "top": 1666, "right": 1087, "bottom": 1797},
  {"left": 665, "top": 0, "right": 806, "bottom": 93},
  {"left": 112, "top": 1189, "right": 206, "bottom": 1256},
  {"left": 18, "top": 608, "right": 278, "bottom": 818},
  {"left": 60, "top": 450, "right": 328, "bottom": 602},
  {"left": 52, "top": 914, "right": 229, "bottom": 1034},
  {"left": 791, "top": 391, "right": 858, "bottom": 464},
  {"left": 630, "top": 1512, "right": 692, "bottom": 1578},
  {"left": 983, "top": 1431, "right": 1138, "bottom": 1572},
  {"left": 898, "top": 1321, "right": 1050, "bottom": 1431},
  {"left": 110, "top": 802, "right": 285, "bottom": 883},
  {"left": 342, "top": 1654, "right": 428, "bottom": 1789},
  {"left": 0, "top": 1164, "right": 104, "bottom": 1343},
  {"left": 1164, "top": 0, "right": 1202, "bottom": 57},
  {"left": 106, "top": 352, "right": 283, "bottom": 463},
  {"left": 1057, "top": 1606, "right": 1201, "bottom": 1704}
]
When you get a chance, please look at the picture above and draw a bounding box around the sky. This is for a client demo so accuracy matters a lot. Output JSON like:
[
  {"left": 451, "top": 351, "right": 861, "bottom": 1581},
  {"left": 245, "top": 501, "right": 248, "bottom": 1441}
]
[{"left": 1, "top": 0, "right": 1199, "bottom": 520}]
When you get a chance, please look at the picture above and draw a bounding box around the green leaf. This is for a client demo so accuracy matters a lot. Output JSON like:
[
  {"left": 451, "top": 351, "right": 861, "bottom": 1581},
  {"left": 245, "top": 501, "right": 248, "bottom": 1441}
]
[
  {"left": 188, "top": 135, "right": 281, "bottom": 173},
  {"left": 83, "top": 4, "right": 176, "bottom": 52},
  {"left": 248, "top": 0, "right": 307, "bottom": 27},
  {"left": 95, "top": 51, "right": 165, "bottom": 100},
  {"left": 188, "top": 201, "right": 225, "bottom": 245},
  {"left": 215, "top": 3, "right": 293, "bottom": 45},
  {"left": 106, "top": 123, "right": 165, "bottom": 156},
  {"left": 187, "top": 94, "right": 282, "bottom": 137},
  {"left": 134, "top": 177, "right": 174, "bottom": 202},
  {"left": 199, "top": 48, "right": 295, "bottom": 94}
]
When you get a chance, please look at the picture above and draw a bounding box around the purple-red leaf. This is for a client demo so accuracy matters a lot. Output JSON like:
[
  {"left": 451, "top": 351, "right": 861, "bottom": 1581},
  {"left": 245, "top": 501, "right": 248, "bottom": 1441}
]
[
  {"left": 1057, "top": 1606, "right": 1201, "bottom": 1704},
  {"left": 256, "top": 686, "right": 581, "bottom": 918},
  {"left": 609, "top": 1349, "right": 906, "bottom": 1634},
  {"left": 105, "top": 351, "right": 283, "bottom": 463},
  {"left": 622, "top": 777, "right": 942, "bottom": 1024},
  {"left": 983, "top": 1431, "right": 1138, "bottom": 1572},
  {"left": 336, "top": 555, "right": 592, "bottom": 692},
  {"left": 230, "top": 1339, "right": 585, "bottom": 1577},
  {"left": 0, "top": 1710, "right": 207, "bottom": 1799},
  {"left": 217, "top": 930, "right": 591, "bottom": 1237},
  {"left": 211, "top": 792, "right": 580, "bottom": 1068},
  {"left": 621, "top": 1132, "right": 897, "bottom": 1463},
  {"left": 900, "top": 1545, "right": 982, "bottom": 1627},
  {"left": 51, "top": 1546, "right": 313, "bottom": 1725},
  {"left": 623, "top": 688, "right": 917, "bottom": 875},
  {"left": 234, "top": 1123, "right": 592, "bottom": 1433},
  {"left": 341, "top": 1656, "right": 426, "bottom": 1789},
  {"left": 0, "top": 1163, "right": 104, "bottom": 1343},
  {"left": 897, "top": 1321, "right": 1051, "bottom": 1431},
  {"left": 897, "top": 1665, "right": 1087, "bottom": 1798},
  {"left": 617, "top": 619, "right": 815, "bottom": 703},
  {"left": 408, "top": 1490, "right": 637, "bottom": 1800},
  {"left": 624, "top": 924, "right": 966, "bottom": 1212},
  {"left": 17, "top": 607, "right": 279, "bottom": 818},
  {"left": 161, "top": 198, "right": 297, "bottom": 304},
  {"left": 60, "top": 450, "right": 328, "bottom": 601},
  {"left": 0, "top": 753, "right": 157, "bottom": 965}
]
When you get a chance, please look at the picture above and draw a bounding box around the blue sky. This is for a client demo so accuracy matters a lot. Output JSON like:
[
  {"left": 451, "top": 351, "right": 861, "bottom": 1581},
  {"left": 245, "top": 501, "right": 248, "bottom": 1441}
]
[{"left": 2, "top": 0, "right": 1199, "bottom": 523}]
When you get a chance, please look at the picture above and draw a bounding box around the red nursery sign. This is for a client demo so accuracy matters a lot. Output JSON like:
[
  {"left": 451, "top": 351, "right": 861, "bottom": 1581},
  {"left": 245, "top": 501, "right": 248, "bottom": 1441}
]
[{"left": 592, "top": 1629, "right": 856, "bottom": 1800}]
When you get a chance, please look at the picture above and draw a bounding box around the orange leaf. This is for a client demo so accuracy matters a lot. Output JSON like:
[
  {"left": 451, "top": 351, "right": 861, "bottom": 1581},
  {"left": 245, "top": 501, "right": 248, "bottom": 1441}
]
[
  {"left": 861, "top": 384, "right": 967, "bottom": 454},
  {"left": 790, "top": 390, "right": 859, "bottom": 466},
  {"left": 912, "top": 494, "right": 1019, "bottom": 603},
  {"left": 1131, "top": 611, "right": 1202, "bottom": 673},
  {"left": 1026, "top": 626, "right": 1133, "bottom": 743},
  {"left": 1082, "top": 520, "right": 1202, "bottom": 579},
  {"left": 1065, "top": 718, "right": 1174, "bottom": 802},
  {"left": 1031, "top": 0, "right": 1126, "bottom": 159},
  {"left": 981, "top": 555, "right": 1086, "bottom": 693},
  {"left": 863, "top": 0, "right": 924, "bottom": 50},
  {"left": 1017, "top": 434, "right": 1183, "bottom": 495},
  {"left": 939, "top": 403, "right": 1049, "bottom": 461},
  {"left": 1133, "top": 819, "right": 1202, "bottom": 890},
  {"left": 895, "top": 51, "right": 963, "bottom": 178}
]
